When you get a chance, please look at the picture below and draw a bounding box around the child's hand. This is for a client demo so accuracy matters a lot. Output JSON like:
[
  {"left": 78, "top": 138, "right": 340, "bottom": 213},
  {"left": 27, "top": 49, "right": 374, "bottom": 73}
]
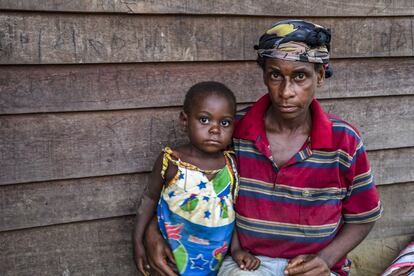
[
  {"left": 133, "top": 242, "right": 151, "bottom": 276},
  {"left": 232, "top": 249, "right": 261, "bottom": 271}
]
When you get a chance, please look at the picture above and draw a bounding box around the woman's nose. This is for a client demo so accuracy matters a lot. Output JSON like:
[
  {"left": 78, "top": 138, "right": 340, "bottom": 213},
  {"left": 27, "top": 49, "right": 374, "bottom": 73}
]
[{"left": 281, "top": 81, "right": 295, "bottom": 98}]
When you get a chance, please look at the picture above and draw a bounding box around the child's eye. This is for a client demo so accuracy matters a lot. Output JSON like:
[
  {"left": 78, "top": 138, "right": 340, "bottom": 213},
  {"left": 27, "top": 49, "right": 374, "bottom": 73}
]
[
  {"left": 199, "top": 117, "right": 209, "bottom": 124},
  {"left": 220, "top": 120, "right": 232, "bottom": 127}
]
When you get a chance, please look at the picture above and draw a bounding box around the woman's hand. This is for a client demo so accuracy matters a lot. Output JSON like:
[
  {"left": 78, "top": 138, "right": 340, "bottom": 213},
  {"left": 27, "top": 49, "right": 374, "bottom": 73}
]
[
  {"left": 133, "top": 241, "right": 150, "bottom": 276},
  {"left": 284, "top": 254, "right": 330, "bottom": 276},
  {"left": 232, "top": 249, "right": 261, "bottom": 271},
  {"left": 144, "top": 217, "right": 177, "bottom": 276}
]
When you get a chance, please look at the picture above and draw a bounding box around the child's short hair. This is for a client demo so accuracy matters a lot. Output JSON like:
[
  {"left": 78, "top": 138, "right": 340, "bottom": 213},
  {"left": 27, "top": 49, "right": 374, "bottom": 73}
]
[{"left": 183, "top": 81, "right": 236, "bottom": 114}]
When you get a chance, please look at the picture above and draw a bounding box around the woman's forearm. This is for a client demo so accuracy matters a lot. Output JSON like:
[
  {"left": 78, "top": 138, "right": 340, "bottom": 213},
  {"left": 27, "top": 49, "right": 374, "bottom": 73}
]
[
  {"left": 318, "top": 222, "right": 375, "bottom": 268},
  {"left": 133, "top": 195, "right": 157, "bottom": 246},
  {"left": 145, "top": 215, "right": 161, "bottom": 239}
]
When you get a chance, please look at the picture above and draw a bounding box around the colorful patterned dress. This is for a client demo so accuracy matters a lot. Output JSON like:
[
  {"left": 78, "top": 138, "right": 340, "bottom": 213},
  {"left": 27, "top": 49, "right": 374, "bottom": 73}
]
[{"left": 157, "top": 147, "right": 238, "bottom": 276}]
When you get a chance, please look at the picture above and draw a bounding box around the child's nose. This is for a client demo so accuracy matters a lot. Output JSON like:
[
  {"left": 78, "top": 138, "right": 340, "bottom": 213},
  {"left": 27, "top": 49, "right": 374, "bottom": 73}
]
[{"left": 209, "top": 125, "right": 220, "bottom": 134}]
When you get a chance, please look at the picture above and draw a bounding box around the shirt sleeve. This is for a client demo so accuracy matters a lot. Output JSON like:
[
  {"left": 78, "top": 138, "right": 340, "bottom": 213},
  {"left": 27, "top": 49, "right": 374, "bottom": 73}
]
[{"left": 342, "top": 139, "right": 383, "bottom": 223}]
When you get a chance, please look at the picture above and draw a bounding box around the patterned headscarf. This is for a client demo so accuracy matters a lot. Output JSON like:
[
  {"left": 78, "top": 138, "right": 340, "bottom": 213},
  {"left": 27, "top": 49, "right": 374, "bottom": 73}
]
[{"left": 255, "top": 19, "right": 333, "bottom": 77}]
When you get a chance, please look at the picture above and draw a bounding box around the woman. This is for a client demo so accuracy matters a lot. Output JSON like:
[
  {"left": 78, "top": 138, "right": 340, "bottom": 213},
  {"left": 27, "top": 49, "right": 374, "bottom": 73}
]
[{"left": 138, "top": 19, "right": 382, "bottom": 276}]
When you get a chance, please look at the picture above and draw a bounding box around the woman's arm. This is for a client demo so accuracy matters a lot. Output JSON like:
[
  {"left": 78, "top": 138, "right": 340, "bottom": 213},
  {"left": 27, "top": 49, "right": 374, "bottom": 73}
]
[
  {"left": 317, "top": 221, "right": 375, "bottom": 268},
  {"left": 143, "top": 216, "right": 177, "bottom": 276},
  {"left": 285, "top": 222, "right": 375, "bottom": 276},
  {"left": 132, "top": 153, "right": 166, "bottom": 275}
]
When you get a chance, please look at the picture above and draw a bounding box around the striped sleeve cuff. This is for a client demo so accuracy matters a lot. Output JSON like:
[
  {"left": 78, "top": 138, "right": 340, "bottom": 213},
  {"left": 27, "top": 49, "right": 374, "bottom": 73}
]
[{"left": 343, "top": 201, "right": 383, "bottom": 223}]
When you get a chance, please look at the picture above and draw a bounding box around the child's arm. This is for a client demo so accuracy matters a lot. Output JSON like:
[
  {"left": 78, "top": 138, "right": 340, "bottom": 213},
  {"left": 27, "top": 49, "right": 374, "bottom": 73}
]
[
  {"left": 230, "top": 227, "right": 261, "bottom": 271},
  {"left": 132, "top": 153, "right": 165, "bottom": 276}
]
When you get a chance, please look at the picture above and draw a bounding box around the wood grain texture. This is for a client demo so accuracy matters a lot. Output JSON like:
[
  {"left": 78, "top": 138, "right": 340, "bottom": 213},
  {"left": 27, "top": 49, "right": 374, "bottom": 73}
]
[
  {"left": 369, "top": 148, "right": 414, "bottom": 186},
  {"left": 0, "top": 108, "right": 187, "bottom": 185},
  {"left": 2, "top": 58, "right": 414, "bottom": 114},
  {"left": 1, "top": 96, "right": 413, "bottom": 185},
  {"left": 1, "top": 14, "right": 413, "bottom": 64},
  {"left": 0, "top": 2, "right": 412, "bottom": 275},
  {"left": 1, "top": 0, "right": 414, "bottom": 16},
  {"left": 349, "top": 234, "right": 413, "bottom": 276},
  {"left": 1, "top": 166, "right": 412, "bottom": 232},
  {"left": 0, "top": 216, "right": 137, "bottom": 276},
  {"left": 321, "top": 96, "right": 414, "bottom": 151},
  {"left": 0, "top": 203, "right": 412, "bottom": 275},
  {"left": 370, "top": 182, "right": 414, "bottom": 240},
  {"left": 0, "top": 173, "right": 147, "bottom": 231}
]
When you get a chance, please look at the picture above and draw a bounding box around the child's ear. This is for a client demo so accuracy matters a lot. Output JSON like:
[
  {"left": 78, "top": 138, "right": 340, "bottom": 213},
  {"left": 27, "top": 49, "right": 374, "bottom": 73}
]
[{"left": 179, "top": 111, "right": 188, "bottom": 127}]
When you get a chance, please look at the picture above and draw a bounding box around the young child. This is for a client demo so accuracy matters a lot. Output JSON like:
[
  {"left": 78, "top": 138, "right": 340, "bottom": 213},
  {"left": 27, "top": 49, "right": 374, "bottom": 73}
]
[{"left": 133, "top": 81, "right": 260, "bottom": 275}]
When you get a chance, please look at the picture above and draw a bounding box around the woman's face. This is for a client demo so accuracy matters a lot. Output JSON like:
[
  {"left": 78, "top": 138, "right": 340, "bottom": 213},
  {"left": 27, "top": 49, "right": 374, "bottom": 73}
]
[{"left": 263, "top": 58, "right": 324, "bottom": 120}]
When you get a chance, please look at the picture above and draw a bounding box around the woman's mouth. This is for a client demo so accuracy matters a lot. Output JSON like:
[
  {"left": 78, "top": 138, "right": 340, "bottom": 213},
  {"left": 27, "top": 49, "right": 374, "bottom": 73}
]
[{"left": 278, "top": 105, "right": 298, "bottom": 113}]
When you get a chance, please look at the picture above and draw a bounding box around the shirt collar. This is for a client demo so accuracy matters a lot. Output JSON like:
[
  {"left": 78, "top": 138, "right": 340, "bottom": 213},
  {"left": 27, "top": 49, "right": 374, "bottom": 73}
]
[{"left": 234, "top": 94, "right": 333, "bottom": 150}]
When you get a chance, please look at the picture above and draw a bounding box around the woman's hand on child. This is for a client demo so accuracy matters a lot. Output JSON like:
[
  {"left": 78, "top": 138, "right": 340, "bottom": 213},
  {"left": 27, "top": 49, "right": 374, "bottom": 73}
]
[
  {"left": 145, "top": 236, "right": 177, "bottom": 276},
  {"left": 232, "top": 249, "right": 261, "bottom": 271},
  {"left": 144, "top": 218, "right": 177, "bottom": 276},
  {"left": 133, "top": 242, "right": 150, "bottom": 276}
]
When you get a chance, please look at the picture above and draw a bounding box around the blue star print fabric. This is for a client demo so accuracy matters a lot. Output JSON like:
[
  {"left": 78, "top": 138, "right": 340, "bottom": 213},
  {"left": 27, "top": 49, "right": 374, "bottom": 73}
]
[{"left": 157, "top": 147, "right": 237, "bottom": 275}]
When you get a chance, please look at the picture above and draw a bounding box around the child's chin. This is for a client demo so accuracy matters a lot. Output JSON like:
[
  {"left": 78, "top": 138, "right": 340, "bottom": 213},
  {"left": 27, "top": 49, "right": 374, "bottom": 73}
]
[{"left": 201, "top": 146, "right": 225, "bottom": 154}]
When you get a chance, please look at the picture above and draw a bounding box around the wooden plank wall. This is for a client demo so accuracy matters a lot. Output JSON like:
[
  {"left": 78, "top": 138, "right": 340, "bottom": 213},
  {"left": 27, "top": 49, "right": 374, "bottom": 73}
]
[{"left": 0, "top": 1, "right": 413, "bottom": 275}]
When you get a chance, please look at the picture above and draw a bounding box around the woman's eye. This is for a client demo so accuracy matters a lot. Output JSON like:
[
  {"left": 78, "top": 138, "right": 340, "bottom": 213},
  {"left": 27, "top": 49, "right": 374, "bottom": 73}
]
[
  {"left": 220, "top": 120, "right": 232, "bottom": 127},
  {"left": 199, "top": 117, "right": 209, "bottom": 124},
  {"left": 295, "top": 72, "right": 306, "bottom": 80},
  {"left": 270, "top": 72, "right": 281, "bottom": 80}
]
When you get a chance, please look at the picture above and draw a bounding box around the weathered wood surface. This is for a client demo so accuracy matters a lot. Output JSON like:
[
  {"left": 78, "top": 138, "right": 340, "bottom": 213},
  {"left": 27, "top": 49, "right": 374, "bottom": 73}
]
[
  {"left": 0, "top": 108, "right": 185, "bottom": 185},
  {"left": 321, "top": 96, "right": 414, "bottom": 150},
  {"left": 369, "top": 182, "right": 414, "bottom": 240},
  {"left": 1, "top": 171, "right": 413, "bottom": 233},
  {"left": 0, "top": 2, "right": 412, "bottom": 276},
  {"left": 369, "top": 148, "right": 414, "bottom": 186},
  {"left": 1, "top": 96, "right": 413, "bottom": 185},
  {"left": 1, "top": 0, "right": 414, "bottom": 16},
  {"left": 0, "top": 173, "right": 147, "bottom": 232},
  {"left": 0, "top": 208, "right": 412, "bottom": 275},
  {"left": 0, "top": 216, "right": 137, "bottom": 276},
  {"left": 1, "top": 14, "right": 413, "bottom": 64},
  {"left": 2, "top": 58, "right": 414, "bottom": 114},
  {"left": 349, "top": 234, "right": 413, "bottom": 276}
]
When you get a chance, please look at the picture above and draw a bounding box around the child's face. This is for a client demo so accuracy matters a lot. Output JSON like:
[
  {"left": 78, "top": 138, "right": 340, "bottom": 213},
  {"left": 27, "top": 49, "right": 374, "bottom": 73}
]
[{"left": 182, "top": 93, "right": 235, "bottom": 154}]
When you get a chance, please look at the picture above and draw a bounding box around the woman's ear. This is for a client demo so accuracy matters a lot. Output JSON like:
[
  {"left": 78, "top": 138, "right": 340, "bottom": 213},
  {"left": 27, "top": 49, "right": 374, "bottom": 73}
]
[
  {"left": 179, "top": 111, "right": 188, "bottom": 127},
  {"left": 317, "top": 66, "right": 325, "bottom": 87}
]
